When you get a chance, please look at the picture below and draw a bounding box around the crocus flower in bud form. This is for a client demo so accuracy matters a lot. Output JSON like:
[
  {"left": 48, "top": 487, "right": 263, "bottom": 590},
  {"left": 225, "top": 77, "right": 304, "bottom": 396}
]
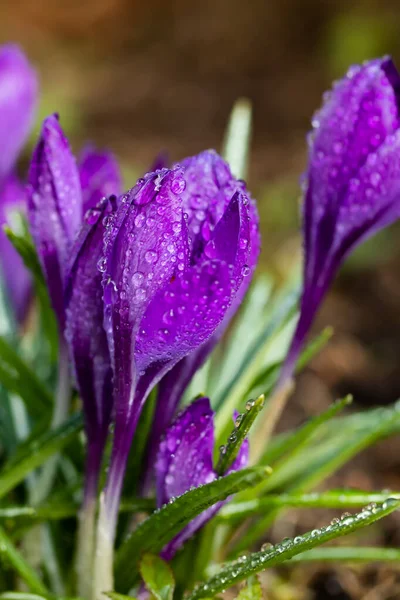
[
  {"left": 156, "top": 397, "right": 248, "bottom": 560},
  {"left": 97, "top": 152, "right": 259, "bottom": 560},
  {"left": 0, "top": 44, "right": 37, "bottom": 179},
  {"left": 65, "top": 197, "right": 114, "bottom": 504},
  {"left": 79, "top": 146, "right": 122, "bottom": 213},
  {"left": 141, "top": 151, "right": 260, "bottom": 492},
  {"left": 28, "top": 114, "right": 82, "bottom": 329},
  {"left": 279, "top": 57, "right": 400, "bottom": 387},
  {"left": 0, "top": 175, "right": 31, "bottom": 321}
]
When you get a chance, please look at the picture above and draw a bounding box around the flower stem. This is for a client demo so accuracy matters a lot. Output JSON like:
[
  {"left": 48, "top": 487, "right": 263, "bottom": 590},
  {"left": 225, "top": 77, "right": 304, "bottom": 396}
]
[
  {"left": 76, "top": 439, "right": 105, "bottom": 599},
  {"left": 32, "top": 338, "right": 70, "bottom": 505}
]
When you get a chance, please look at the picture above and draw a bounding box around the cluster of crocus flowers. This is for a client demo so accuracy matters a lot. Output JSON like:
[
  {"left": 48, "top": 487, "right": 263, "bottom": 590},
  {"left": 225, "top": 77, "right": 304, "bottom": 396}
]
[
  {"left": 6, "top": 40, "right": 400, "bottom": 600},
  {"left": 26, "top": 105, "right": 260, "bottom": 595},
  {"left": 0, "top": 45, "right": 37, "bottom": 321}
]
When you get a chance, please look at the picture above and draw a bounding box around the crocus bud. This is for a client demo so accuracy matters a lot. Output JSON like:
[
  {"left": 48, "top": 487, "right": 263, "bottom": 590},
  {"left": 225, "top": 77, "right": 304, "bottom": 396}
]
[
  {"left": 65, "top": 198, "right": 114, "bottom": 503},
  {"left": 28, "top": 115, "right": 82, "bottom": 329},
  {"left": 0, "top": 44, "right": 37, "bottom": 179},
  {"left": 279, "top": 57, "right": 400, "bottom": 386},
  {"left": 155, "top": 397, "right": 248, "bottom": 560},
  {"left": 0, "top": 175, "right": 31, "bottom": 320},
  {"left": 79, "top": 146, "right": 122, "bottom": 213},
  {"left": 142, "top": 151, "right": 260, "bottom": 491},
  {"left": 100, "top": 151, "right": 259, "bottom": 540}
]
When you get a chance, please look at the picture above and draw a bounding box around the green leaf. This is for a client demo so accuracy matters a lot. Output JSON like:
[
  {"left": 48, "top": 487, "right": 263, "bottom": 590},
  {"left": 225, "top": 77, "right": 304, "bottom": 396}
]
[
  {"left": 222, "top": 98, "right": 252, "bottom": 180},
  {"left": 230, "top": 400, "right": 400, "bottom": 554},
  {"left": 0, "top": 336, "right": 53, "bottom": 419},
  {"left": 219, "top": 490, "right": 400, "bottom": 522},
  {"left": 105, "top": 593, "right": 138, "bottom": 600},
  {"left": 0, "top": 595, "right": 49, "bottom": 600},
  {"left": 4, "top": 226, "right": 44, "bottom": 284},
  {"left": 235, "top": 575, "right": 262, "bottom": 600},
  {"left": 291, "top": 546, "right": 400, "bottom": 563},
  {"left": 4, "top": 225, "right": 58, "bottom": 361},
  {"left": 140, "top": 553, "right": 175, "bottom": 600},
  {"left": 187, "top": 499, "right": 400, "bottom": 600},
  {"left": 216, "top": 394, "right": 265, "bottom": 475},
  {"left": 0, "top": 412, "right": 83, "bottom": 500},
  {"left": 262, "top": 395, "right": 353, "bottom": 473},
  {"left": 115, "top": 466, "right": 270, "bottom": 591},
  {"left": 0, "top": 526, "right": 50, "bottom": 595},
  {"left": 214, "top": 288, "right": 299, "bottom": 439},
  {"left": 261, "top": 395, "right": 352, "bottom": 467}
]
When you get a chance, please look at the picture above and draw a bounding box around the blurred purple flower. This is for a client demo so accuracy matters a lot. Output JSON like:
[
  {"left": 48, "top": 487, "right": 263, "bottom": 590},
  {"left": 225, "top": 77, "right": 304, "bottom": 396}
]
[
  {"left": 0, "top": 44, "right": 37, "bottom": 179},
  {"left": 156, "top": 397, "right": 248, "bottom": 560},
  {"left": 99, "top": 151, "right": 259, "bottom": 540},
  {"left": 279, "top": 57, "right": 400, "bottom": 387},
  {"left": 0, "top": 44, "right": 37, "bottom": 320}
]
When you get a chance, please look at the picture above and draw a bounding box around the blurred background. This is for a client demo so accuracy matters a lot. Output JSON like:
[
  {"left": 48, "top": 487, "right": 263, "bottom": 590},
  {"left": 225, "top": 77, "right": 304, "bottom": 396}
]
[{"left": 3, "top": 2, "right": 400, "bottom": 597}]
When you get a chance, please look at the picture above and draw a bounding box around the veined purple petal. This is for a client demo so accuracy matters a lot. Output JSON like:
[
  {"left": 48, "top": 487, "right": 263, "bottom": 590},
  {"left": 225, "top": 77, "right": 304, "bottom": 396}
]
[
  {"left": 279, "top": 57, "right": 400, "bottom": 388},
  {"left": 0, "top": 174, "right": 31, "bottom": 320},
  {"left": 79, "top": 146, "right": 122, "bottom": 213},
  {"left": 156, "top": 397, "right": 249, "bottom": 560},
  {"left": 0, "top": 44, "right": 37, "bottom": 179},
  {"left": 65, "top": 198, "right": 113, "bottom": 501},
  {"left": 28, "top": 115, "right": 82, "bottom": 328}
]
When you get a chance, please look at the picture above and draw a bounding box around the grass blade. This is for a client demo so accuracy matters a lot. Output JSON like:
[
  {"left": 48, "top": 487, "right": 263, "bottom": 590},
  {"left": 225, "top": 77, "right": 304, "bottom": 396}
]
[
  {"left": 187, "top": 499, "right": 400, "bottom": 600},
  {"left": 115, "top": 466, "right": 270, "bottom": 591}
]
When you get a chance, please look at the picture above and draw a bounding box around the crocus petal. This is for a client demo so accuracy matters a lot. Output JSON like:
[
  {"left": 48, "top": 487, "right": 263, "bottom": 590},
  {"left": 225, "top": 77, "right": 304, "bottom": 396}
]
[
  {"left": 0, "top": 174, "right": 31, "bottom": 320},
  {"left": 79, "top": 146, "right": 122, "bottom": 213},
  {"left": 0, "top": 44, "right": 37, "bottom": 179},
  {"left": 28, "top": 115, "right": 82, "bottom": 327},
  {"left": 156, "top": 397, "right": 249, "bottom": 559},
  {"left": 65, "top": 199, "right": 113, "bottom": 500}
]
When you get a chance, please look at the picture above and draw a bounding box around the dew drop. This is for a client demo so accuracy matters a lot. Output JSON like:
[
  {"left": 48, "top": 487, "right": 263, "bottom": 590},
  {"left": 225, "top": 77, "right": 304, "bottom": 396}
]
[
  {"left": 132, "top": 271, "right": 144, "bottom": 287},
  {"left": 134, "top": 214, "right": 145, "bottom": 228},
  {"left": 145, "top": 250, "right": 158, "bottom": 264},
  {"left": 241, "top": 265, "right": 250, "bottom": 276}
]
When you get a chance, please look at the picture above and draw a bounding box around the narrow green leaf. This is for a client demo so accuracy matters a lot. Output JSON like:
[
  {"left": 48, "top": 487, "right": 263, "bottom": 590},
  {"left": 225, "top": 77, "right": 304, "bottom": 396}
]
[
  {"left": 115, "top": 466, "right": 270, "bottom": 591},
  {"left": 262, "top": 395, "right": 353, "bottom": 473},
  {"left": 291, "top": 546, "right": 400, "bottom": 563},
  {"left": 0, "top": 336, "right": 53, "bottom": 418},
  {"left": 140, "top": 553, "right": 175, "bottom": 600},
  {"left": 232, "top": 400, "right": 400, "bottom": 553},
  {"left": 216, "top": 395, "right": 265, "bottom": 475},
  {"left": 235, "top": 575, "right": 262, "bottom": 600},
  {"left": 187, "top": 499, "right": 400, "bottom": 600},
  {"left": 0, "top": 595, "right": 49, "bottom": 600},
  {"left": 4, "top": 226, "right": 44, "bottom": 284},
  {"left": 222, "top": 98, "right": 252, "bottom": 180},
  {"left": 219, "top": 490, "right": 400, "bottom": 521},
  {"left": 0, "top": 526, "right": 50, "bottom": 595},
  {"left": 105, "top": 593, "right": 138, "bottom": 600},
  {"left": 0, "top": 412, "right": 83, "bottom": 499}
]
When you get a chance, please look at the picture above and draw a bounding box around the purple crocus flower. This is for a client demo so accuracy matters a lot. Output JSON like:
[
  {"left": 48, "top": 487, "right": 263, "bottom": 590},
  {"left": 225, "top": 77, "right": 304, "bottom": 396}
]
[
  {"left": 0, "top": 44, "right": 37, "bottom": 320},
  {"left": 156, "top": 396, "right": 248, "bottom": 560},
  {"left": 142, "top": 152, "right": 259, "bottom": 491},
  {"left": 278, "top": 57, "right": 400, "bottom": 387},
  {"left": 28, "top": 115, "right": 83, "bottom": 330},
  {"left": 97, "top": 151, "right": 259, "bottom": 556}
]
